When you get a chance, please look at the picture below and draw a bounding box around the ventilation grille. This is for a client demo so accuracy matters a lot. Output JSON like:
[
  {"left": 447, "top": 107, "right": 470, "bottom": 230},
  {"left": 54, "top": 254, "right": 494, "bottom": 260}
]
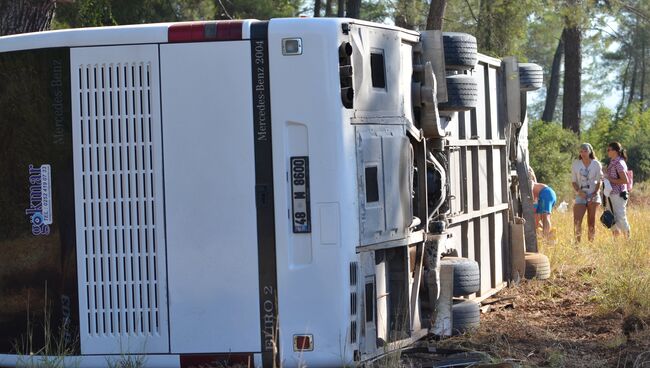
[
  {"left": 350, "top": 262, "right": 358, "bottom": 286},
  {"left": 350, "top": 261, "right": 359, "bottom": 345},
  {"left": 350, "top": 292, "right": 357, "bottom": 316},
  {"left": 76, "top": 62, "right": 161, "bottom": 338}
]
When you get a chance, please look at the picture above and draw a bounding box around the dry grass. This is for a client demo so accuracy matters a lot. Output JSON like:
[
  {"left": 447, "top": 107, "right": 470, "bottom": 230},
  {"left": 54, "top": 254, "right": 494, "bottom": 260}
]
[
  {"left": 12, "top": 289, "right": 77, "bottom": 368},
  {"left": 429, "top": 188, "right": 650, "bottom": 368},
  {"left": 543, "top": 194, "right": 650, "bottom": 319}
]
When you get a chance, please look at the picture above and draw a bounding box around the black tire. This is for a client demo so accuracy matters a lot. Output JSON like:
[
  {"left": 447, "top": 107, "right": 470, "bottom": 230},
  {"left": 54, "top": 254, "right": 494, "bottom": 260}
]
[
  {"left": 519, "top": 63, "right": 543, "bottom": 91},
  {"left": 443, "top": 32, "right": 478, "bottom": 70},
  {"left": 439, "top": 74, "right": 478, "bottom": 112},
  {"left": 440, "top": 257, "right": 480, "bottom": 297},
  {"left": 524, "top": 252, "right": 551, "bottom": 280},
  {"left": 452, "top": 300, "right": 481, "bottom": 335}
]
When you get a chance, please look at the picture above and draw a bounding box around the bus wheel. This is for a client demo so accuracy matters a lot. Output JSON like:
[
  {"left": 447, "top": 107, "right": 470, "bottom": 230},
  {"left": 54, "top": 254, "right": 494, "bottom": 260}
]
[
  {"left": 524, "top": 252, "right": 551, "bottom": 280},
  {"left": 438, "top": 74, "right": 478, "bottom": 112},
  {"left": 452, "top": 299, "right": 481, "bottom": 335},
  {"left": 440, "top": 256, "right": 480, "bottom": 297},
  {"left": 519, "top": 63, "right": 544, "bottom": 91},
  {"left": 442, "top": 32, "right": 478, "bottom": 71}
]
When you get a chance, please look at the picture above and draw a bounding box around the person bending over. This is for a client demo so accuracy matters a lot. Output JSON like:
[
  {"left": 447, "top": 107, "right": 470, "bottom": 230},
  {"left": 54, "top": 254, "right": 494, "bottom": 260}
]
[{"left": 532, "top": 180, "right": 557, "bottom": 239}]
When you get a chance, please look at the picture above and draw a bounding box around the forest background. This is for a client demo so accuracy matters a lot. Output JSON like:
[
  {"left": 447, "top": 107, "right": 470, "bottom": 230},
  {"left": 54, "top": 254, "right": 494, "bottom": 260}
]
[{"left": 2, "top": 0, "right": 650, "bottom": 200}]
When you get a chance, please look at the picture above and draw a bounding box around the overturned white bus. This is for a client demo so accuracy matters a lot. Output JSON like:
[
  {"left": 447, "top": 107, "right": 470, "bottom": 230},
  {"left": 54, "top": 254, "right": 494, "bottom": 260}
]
[{"left": 0, "top": 18, "right": 542, "bottom": 368}]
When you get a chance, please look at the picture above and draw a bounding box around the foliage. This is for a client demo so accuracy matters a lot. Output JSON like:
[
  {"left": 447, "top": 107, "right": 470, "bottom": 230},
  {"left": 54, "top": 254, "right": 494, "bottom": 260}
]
[
  {"left": 582, "top": 106, "right": 613, "bottom": 160},
  {"left": 528, "top": 120, "right": 580, "bottom": 200},
  {"left": 53, "top": 0, "right": 300, "bottom": 28},
  {"left": 213, "top": 0, "right": 303, "bottom": 20},
  {"left": 53, "top": 0, "right": 215, "bottom": 27},
  {"left": 475, "top": 0, "right": 537, "bottom": 58},
  {"left": 583, "top": 103, "right": 650, "bottom": 181},
  {"left": 359, "top": 0, "right": 390, "bottom": 23},
  {"left": 440, "top": 0, "right": 539, "bottom": 58},
  {"left": 627, "top": 137, "right": 650, "bottom": 182},
  {"left": 392, "top": 0, "right": 428, "bottom": 30},
  {"left": 611, "top": 104, "right": 650, "bottom": 182},
  {"left": 523, "top": 3, "right": 564, "bottom": 65},
  {"left": 438, "top": 0, "right": 478, "bottom": 33},
  {"left": 78, "top": 0, "right": 116, "bottom": 27},
  {"left": 600, "top": 0, "right": 650, "bottom": 115}
]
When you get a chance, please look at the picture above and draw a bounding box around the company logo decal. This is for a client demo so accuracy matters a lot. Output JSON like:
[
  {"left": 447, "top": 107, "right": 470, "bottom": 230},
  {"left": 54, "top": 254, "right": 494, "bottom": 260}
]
[{"left": 26, "top": 164, "right": 52, "bottom": 236}]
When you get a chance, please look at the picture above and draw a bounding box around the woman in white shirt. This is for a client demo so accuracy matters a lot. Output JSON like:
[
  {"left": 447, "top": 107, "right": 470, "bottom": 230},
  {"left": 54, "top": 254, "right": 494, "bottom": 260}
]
[{"left": 571, "top": 143, "right": 603, "bottom": 242}]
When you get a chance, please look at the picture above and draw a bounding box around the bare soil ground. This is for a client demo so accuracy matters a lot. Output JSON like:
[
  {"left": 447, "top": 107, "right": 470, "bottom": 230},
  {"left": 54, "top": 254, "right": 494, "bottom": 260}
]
[{"left": 432, "top": 273, "right": 650, "bottom": 368}]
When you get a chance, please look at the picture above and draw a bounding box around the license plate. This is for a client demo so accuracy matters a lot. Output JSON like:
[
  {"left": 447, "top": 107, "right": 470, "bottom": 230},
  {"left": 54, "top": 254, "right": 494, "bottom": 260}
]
[{"left": 290, "top": 156, "right": 311, "bottom": 233}]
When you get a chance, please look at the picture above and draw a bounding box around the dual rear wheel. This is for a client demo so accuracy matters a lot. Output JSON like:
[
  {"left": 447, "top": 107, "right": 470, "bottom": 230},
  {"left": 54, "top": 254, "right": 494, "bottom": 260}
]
[
  {"left": 442, "top": 252, "right": 551, "bottom": 335},
  {"left": 440, "top": 257, "right": 481, "bottom": 335}
]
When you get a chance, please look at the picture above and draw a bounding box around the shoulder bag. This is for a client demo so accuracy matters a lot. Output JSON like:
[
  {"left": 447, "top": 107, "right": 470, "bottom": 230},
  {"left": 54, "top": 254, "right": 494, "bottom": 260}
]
[{"left": 600, "top": 196, "right": 616, "bottom": 229}]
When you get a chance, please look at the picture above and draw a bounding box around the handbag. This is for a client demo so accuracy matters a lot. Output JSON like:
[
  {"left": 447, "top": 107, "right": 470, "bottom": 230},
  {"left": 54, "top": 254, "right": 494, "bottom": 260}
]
[{"left": 600, "top": 196, "right": 616, "bottom": 229}]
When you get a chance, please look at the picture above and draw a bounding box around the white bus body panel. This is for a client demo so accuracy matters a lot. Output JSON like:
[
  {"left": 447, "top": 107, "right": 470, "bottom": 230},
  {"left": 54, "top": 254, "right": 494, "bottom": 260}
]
[
  {"left": 267, "top": 19, "right": 358, "bottom": 367},
  {"left": 267, "top": 18, "right": 417, "bottom": 366},
  {"left": 159, "top": 41, "right": 262, "bottom": 354},
  {"left": 0, "top": 24, "right": 170, "bottom": 53}
]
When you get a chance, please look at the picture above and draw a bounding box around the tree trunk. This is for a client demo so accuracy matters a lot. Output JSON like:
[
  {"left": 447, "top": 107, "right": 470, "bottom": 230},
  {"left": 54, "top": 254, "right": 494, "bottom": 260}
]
[
  {"left": 616, "top": 59, "right": 631, "bottom": 118},
  {"left": 641, "top": 37, "right": 646, "bottom": 104},
  {"left": 542, "top": 30, "right": 565, "bottom": 122},
  {"left": 562, "top": 25, "right": 581, "bottom": 133},
  {"left": 325, "top": 0, "right": 333, "bottom": 16},
  {"left": 345, "top": 0, "right": 360, "bottom": 19},
  {"left": 337, "top": 0, "right": 345, "bottom": 17},
  {"left": 628, "top": 56, "right": 638, "bottom": 105},
  {"left": 0, "top": 0, "right": 56, "bottom": 36},
  {"left": 314, "top": 0, "right": 322, "bottom": 17},
  {"left": 394, "top": 0, "right": 418, "bottom": 30},
  {"left": 426, "top": 0, "right": 447, "bottom": 30},
  {"left": 476, "top": 0, "right": 493, "bottom": 54}
]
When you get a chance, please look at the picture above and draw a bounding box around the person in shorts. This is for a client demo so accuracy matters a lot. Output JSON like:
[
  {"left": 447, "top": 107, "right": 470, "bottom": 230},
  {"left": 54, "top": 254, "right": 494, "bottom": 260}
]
[
  {"left": 531, "top": 173, "right": 557, "bottom": 239},
  {"left": 571, "top": 143, "right": 603, "bottom": 242}
]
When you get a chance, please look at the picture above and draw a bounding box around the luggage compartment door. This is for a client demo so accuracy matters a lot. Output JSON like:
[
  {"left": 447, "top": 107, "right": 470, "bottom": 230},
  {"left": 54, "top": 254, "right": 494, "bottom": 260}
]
[
  {"left": 160, "top": 41, "right": 261, "bottom": 353},
  {"left": 357, "top": 126, "right": 412, "bottom": 246}
]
